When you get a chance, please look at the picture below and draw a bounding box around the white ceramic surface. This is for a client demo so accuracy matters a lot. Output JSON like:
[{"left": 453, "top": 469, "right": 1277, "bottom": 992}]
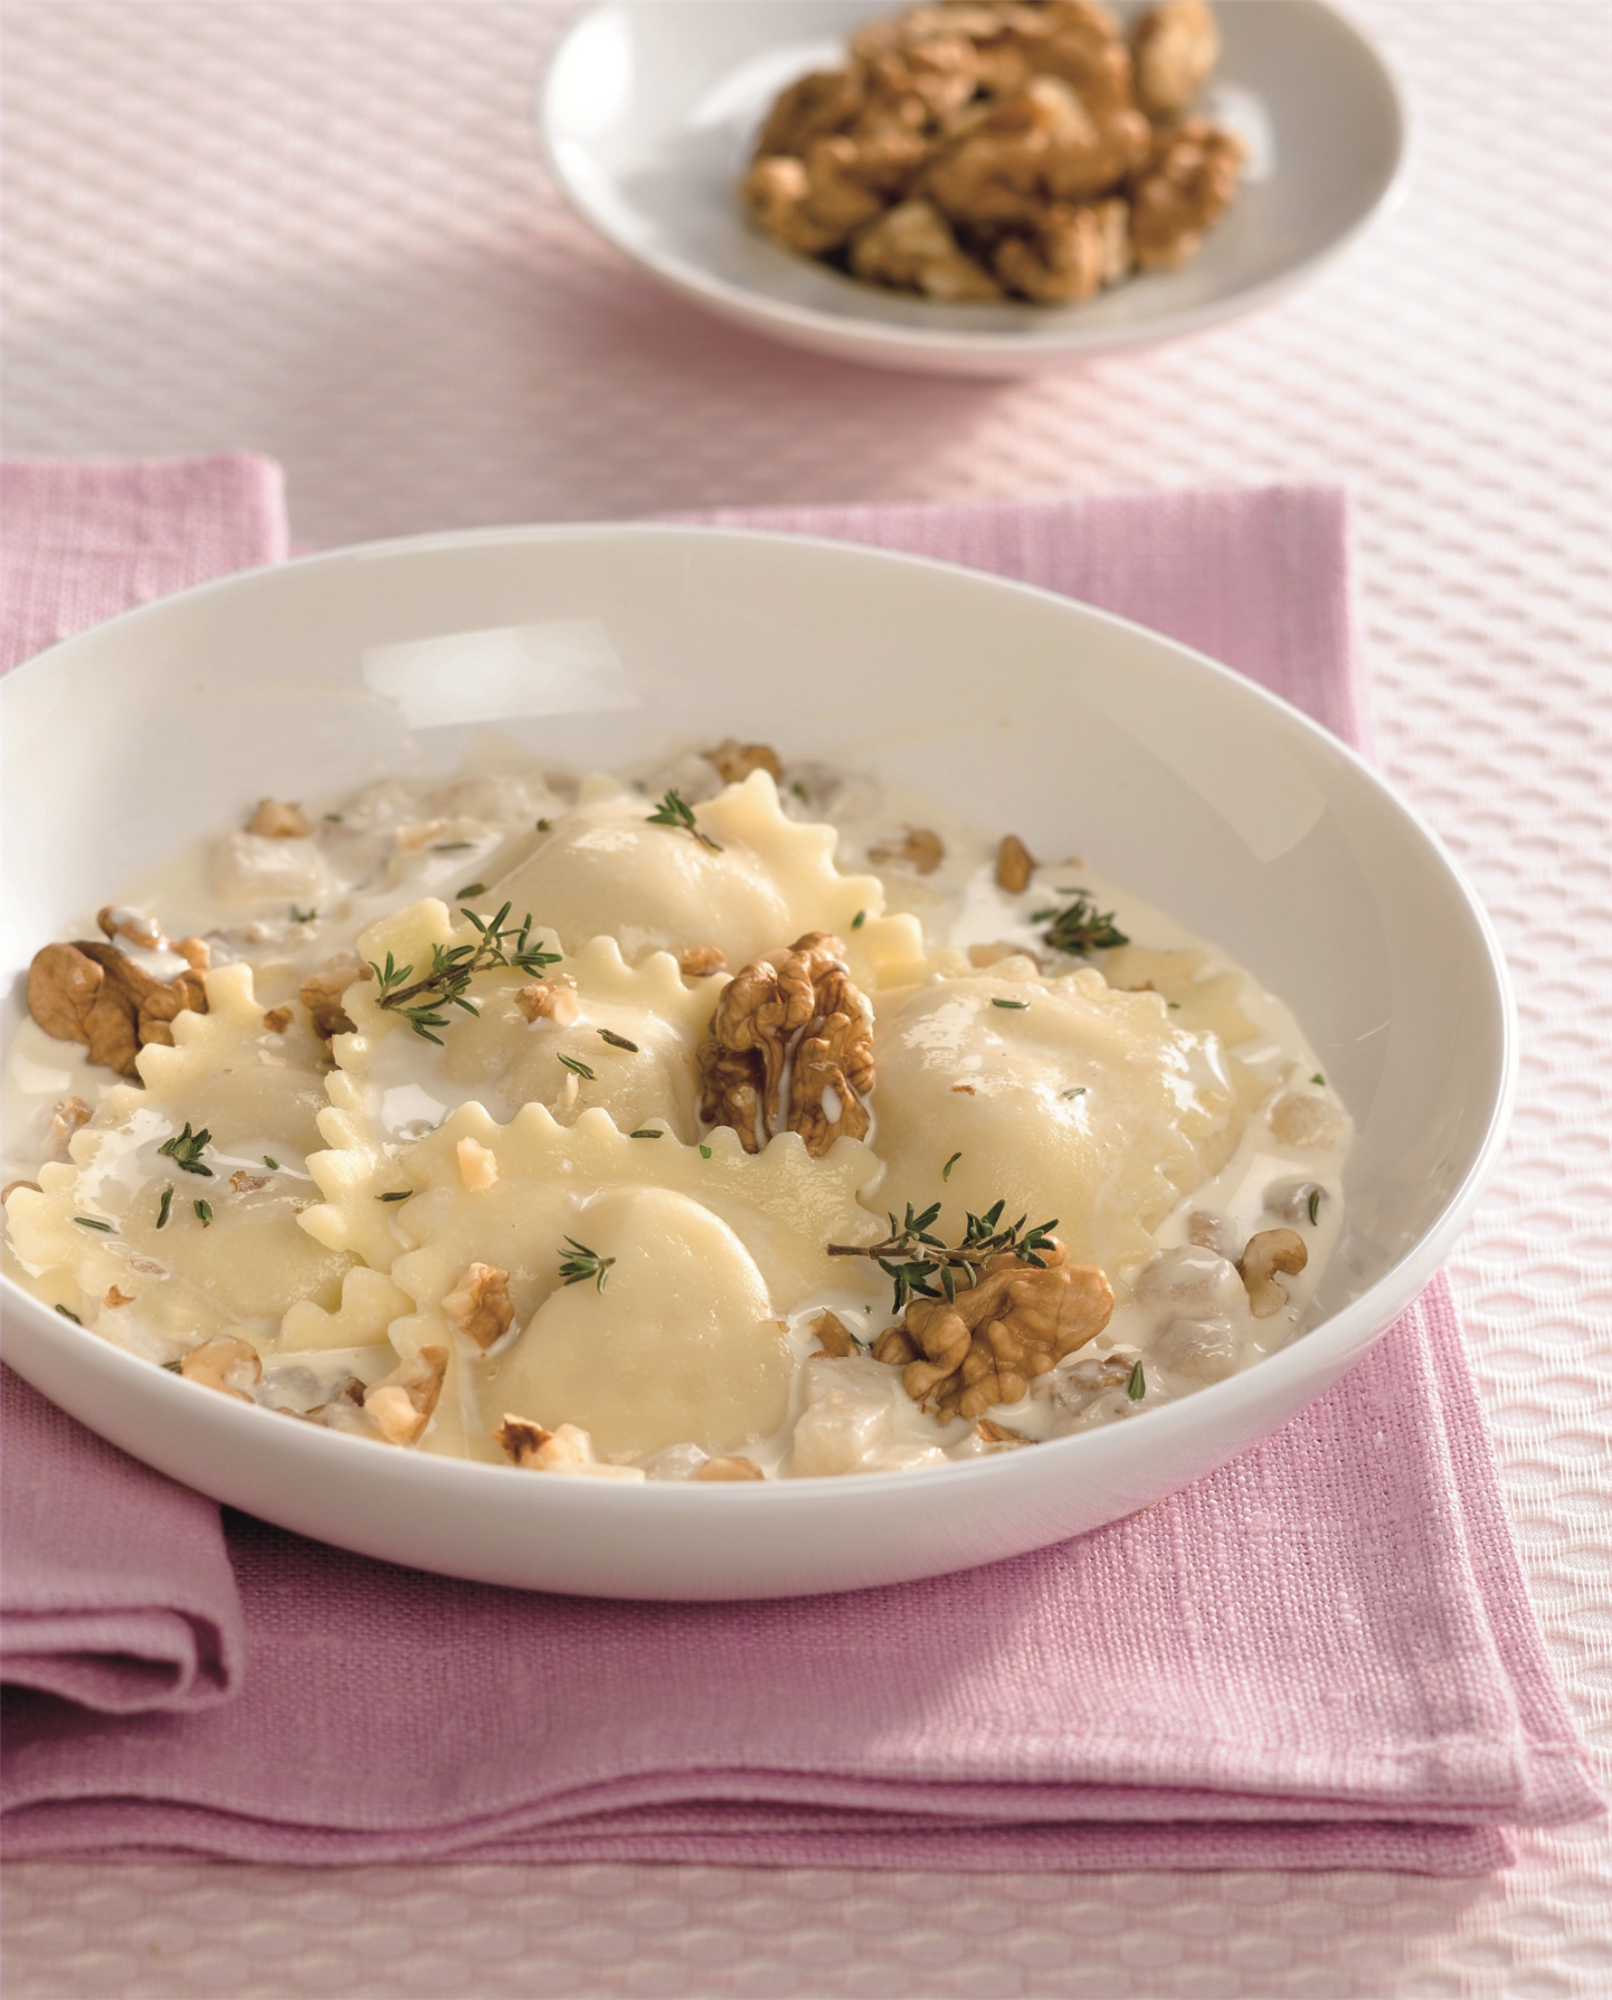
[
  {"left": 538, "top": 0, "right": 1409, "bottom": 378},
  {"left": 0, "top": 525, "right": 1511, "bottom": 1598}
]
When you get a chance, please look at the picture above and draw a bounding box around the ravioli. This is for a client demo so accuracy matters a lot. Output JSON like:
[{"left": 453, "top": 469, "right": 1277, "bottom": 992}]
[
  {"left": 483, "top": 770, "right": 885, "bottom": 968},
  {"left": 871, "top": 962, "right": 1247, "bottom": 1285}
]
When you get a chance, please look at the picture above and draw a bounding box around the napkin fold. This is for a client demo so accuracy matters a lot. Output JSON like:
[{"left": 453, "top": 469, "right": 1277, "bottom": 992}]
[{"left": 1, "top": 459, "right": 1601, "bottom": 1871}]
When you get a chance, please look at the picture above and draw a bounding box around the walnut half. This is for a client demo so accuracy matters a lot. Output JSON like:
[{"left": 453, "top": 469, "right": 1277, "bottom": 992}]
[
  {"left": 28, "top": 940, "right": 208, "bottom": 1078},
  {"left": 695, "top": 933, "right": 874, "bottom": 1159},
  {"left": 873, "top": 1238, "right": 1113, "bottom": 1420}
]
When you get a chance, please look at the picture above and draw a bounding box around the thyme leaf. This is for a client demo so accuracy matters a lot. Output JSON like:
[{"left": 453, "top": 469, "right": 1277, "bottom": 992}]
[
  {"left": 56, "top": 1305, "right": 82, "bottom": 1324},
  {"left": 377, "top": 1189, "right": 413, "bottom": 1202},
  {"left": 698, "top": 1144, "right": 712, "bottom": 1160},
  {"left": 1033, "top": 889, "right": 1129, "bottom": 958},
  {"left": 1307, "top": 1187, "right": 1322, "bottom": 1226},
  {"left": 290, "top": 905, "right": 318, "bottom": 923},
  {"left": 156, "top": 1185, "right": 174, "bottom": 1230},
  {"left": 558, "top": 1052, "right": 596, "bottom": 1080},
  {"left": 455, "top": 882, "right": 488, "bottom": 899},
  {"left": 158, "top": 1122, "right": 214, "bottom": 1176},
  {"left": 629, "top": 1128, "right": 663, "bottom": 1139},
  {"left": 193, "top": 1200, "right": 214, "bottom": 1227},
  {"left": 851, "top": 909, "right": 866, "bottom": 929},
  {"left": 1127, "top": 1359, "right": 1146, "bottom": 1402},
  {"left": 1311, "top": 1072, "right": 1326, "bottom": 1086},
  {"left": 646, "top": 789, "right": 722, "bottom": 851},
  {"left": 558, "top": 1235, "right": 614, "bottom": 1292},
  {"left": 942, "top": 1152, "right": 961, "bottom": 1182},
  {"left": 828, "top": 1200, "right": 1060, "bottom": 1315},
  {"left": 991, "top": 997, "right": 1029, "bottom": 1010},
  {"left": 263, "top": 1156, "right": 280, "bottom": 1171},
  {"left": 1061, "top": 1086, "right": 1087, "bottom": 1099},
  {"left": 73, "top": 1216, "right": 115, "bottom": 1232},
  {"left": 597, "top": 1028, "right": 640, "bottom": 1053},
  {"left": 367, "top": 905, "right": 561, "bottom": 1043}
]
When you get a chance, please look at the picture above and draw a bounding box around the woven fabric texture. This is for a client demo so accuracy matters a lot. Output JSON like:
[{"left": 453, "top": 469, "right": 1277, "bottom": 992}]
[{"left": 1, "top": 0, "right": 1607, "bottom": 1993}]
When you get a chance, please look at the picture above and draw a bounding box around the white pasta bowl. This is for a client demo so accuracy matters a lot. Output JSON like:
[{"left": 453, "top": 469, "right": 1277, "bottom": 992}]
[
  {"left": 538, "top": 0, "right": 1408, "bottom": 376},
  {"left": 0, "top": 526, "right": 1512, "bottom": 1598}
]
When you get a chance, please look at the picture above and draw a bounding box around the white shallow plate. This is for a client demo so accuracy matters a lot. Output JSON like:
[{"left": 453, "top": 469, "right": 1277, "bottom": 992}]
[
  {"left": 539, "top": 0, "right": 1408, "bottom": 377},
  {"left": 0, "top": 526, "right": 1510, "bottom": 1599}
]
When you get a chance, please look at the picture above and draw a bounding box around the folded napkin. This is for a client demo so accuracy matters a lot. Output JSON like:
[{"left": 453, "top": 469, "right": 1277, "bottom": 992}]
[{"left": 2, "top": 461, "right": 1601, "bottom": 1872}]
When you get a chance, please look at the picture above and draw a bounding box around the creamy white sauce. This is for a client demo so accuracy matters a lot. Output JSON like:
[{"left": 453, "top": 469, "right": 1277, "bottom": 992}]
[{"left": 2, "top": 744, "right": 1352, "bottom": 1480}]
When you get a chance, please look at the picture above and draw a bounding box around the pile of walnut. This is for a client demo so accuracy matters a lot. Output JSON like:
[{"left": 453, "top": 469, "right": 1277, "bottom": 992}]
[
  {"left": 741, "top": 0, "right": 1243, "bottom": 305},
  {"left": 696, "top": 932, "right": 874, "bottom": 1158}
]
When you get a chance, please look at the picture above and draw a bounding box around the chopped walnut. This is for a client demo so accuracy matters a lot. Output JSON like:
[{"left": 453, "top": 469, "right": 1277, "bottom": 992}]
[
  {"left": 363, "top": 1346, "right": 448, "bottom": 1445},
  {"left": 103, "top": 1285, "right": 135, "bottom": 1310},
  {"left": 811, "top": 1308, "right": 858, "bottom": 1359},
  {"left": 678, "top": 945, "right": 727, "bottom": 979},
  {"left": 694, "top": 1456, "right": 767, "bottom": 1482},
  {"left": 1237, "top": 1228, "right": 1308, "bottom": 1318},
  {"left": 869, "top": 826, "right": 945, "bottom": 875},
  {"left": 494, "top": 1415, "right": 596, "bottom": 1470},
  {"left": 262, "top": 1006, "right": 293, "bottom": 1034},
  {"left": 514, "top": 975, "right": 580, "bottom": 1026},
  {"left": 872, "top": 1237, "right": 1113, "bottom": 1419},
  {"left": 696, "top": 932, "right": 874, "bottom": 1158},
  {"left": 96, "top": 905, "right": 164, "bottom": 949},
  {"left": 27, "top": 939, "right": 208, "bottom": 1078},
  {"left": 974, "top": 1416, "right": 1034, "bottom": 1449},
  {"left": 180, "top": 1335, "right": 263, "bottom": 1402},
  {"left": 1131, "top": 0, "right": 1219, "bottom": 116},
  {"left": 704, "top": 739, "right": 784, "bottom": 784},
  {"left": 441, "top": 1262, "right": 515, "bottom": 1351},
  {"left": 246, "top": 799, "right": 310, "bottom": 839},
  {"left": 228, "top": 1170, "right": 270, "bottom": 1195},
  {"left": 1269, "top": 1090, "right": 1349, "bottom": 1151},
  {"left": 996, "top": 834, "right": 1035, "bottom": 893},
  {"left": 300, "top": 959, "right": 370, "bottom": 1040},
  {"left": 48, "top": 1095, "right": 92, "bottom": 1159},
  {"left": 1127, "top": 116, "right": 1244, "bottom": 270},
  {"left": 456, "top": 1137, "right": 499, "bottom": 1192}
]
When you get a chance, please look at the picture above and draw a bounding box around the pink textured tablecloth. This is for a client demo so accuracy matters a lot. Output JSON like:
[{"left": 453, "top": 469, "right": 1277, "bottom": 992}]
[{"left": 0, "top": 458, "right": 1600, "bottom": 1874}]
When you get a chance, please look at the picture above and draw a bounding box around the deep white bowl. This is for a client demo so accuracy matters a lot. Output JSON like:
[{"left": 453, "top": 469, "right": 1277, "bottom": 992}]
[
  {"left": 539, "top": 0, "right": 1409, "bottom": 377},
  {"left": 0, "top": 526, "right": 1512, "bottom": 1598}
]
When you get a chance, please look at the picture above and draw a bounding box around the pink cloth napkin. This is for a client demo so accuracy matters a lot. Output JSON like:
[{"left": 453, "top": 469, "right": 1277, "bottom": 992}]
[{"left": 1, "top": 459, "right": 1601, "bottom": 1872}]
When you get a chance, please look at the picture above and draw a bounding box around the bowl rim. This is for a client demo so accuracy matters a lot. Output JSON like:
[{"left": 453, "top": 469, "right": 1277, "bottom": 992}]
[
  {"left": 0, "top": 519, "right": 1517, "bottom": 1513},
  {"left": 534, "top": 0, "right": 1413, "bottom": 366}
]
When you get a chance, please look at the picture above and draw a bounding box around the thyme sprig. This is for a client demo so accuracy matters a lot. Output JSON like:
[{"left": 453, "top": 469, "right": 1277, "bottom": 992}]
[
  {"left": 828, "top": 1199, "right": 1060, "bottom": 1314},
  {"left": 158, "top": 1122, "right": 214, "bottom": 1177},
  {"left": 1033, "top": 889, "right": 1129, "bottom": 958},
  {"left": 367, "top": 903, "right": 561, "bottom": 1045},
  {"left": 646, "top": 789, "right": 722, "bottom": 852},
  {"left": 558, "top": 1236, "right": 614, "bottom": 1292}
]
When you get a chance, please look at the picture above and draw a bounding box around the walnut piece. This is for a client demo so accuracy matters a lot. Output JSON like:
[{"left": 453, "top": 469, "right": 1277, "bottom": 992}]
[
  {"left": 441, "top": 1262, "right": 515, "bottom": 1351},
  {"left": 262, "top": 1006, "right": 293, "bottom": 1034},
  {"left": 872, "top": 1237, "right": 1113, "bottom": 1419},
  {"left": 180, "top": 1334, "right": 263, "bottom": 1402},
  {"left": 363, "top": 1346, "right": 448, "bottom": 1445},
  {"left": 811, "top": 1308, "right": 858, "bottom": 1358},
  {"left": 1127, "top": 116, "right": 1244, "bottom": 270},
  {"left": 96, "top": 905, "right": 164, "bottom": 949},
  {"left": 27, "top": 939, "right": 208, "bottom": 1079},
  {"left": 678, "top": 945, "right": 727, "bottom": 979},
  {"left": 869, "top": 826, "right": 945, "bottom": 875},
  {"left": 995, "top": 834, "right": 1035, "bottom": 893},
  {"left": 493, "top": 1416, "right": 643, "bottom": 1477},
  {"left": 514, "top": 975, "right": 580, "bottom": 1026},
  {"left": 228, "top": 1169, "right": 270, "bottom": 1195},
  {"left": 1131, "top": 0, "right": 1219, "bottom": 116},
  {"left": 103, "top": 1285, "right": 135, "bottom": 1310},
  {"left": 246, "top": 798, "right": 310, "bottom": 839},
  {"left": 848, "top": 197, "right": 1004, "bottom": 300},
  {"left": 300, "top": 959, "right": 370, "bottom": 1040},
  {"left": 974, "top": 1416, "right": 1034, "bottom": 1449},
  {"left": 704, "top": 739, "right": 784, "bottom": 784},
  {"left": 1237, "top": 1228, "right": 1308, "bottom": 1318},
  {"left": 695, "top": 932, "right": 874, "bottom": 1158},
  {"left": 991, "top": 195, "right": 1129, "bottom": 302},
  {"left": 48, "top": 1095, "right": 92, "bottom": 1160}
]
